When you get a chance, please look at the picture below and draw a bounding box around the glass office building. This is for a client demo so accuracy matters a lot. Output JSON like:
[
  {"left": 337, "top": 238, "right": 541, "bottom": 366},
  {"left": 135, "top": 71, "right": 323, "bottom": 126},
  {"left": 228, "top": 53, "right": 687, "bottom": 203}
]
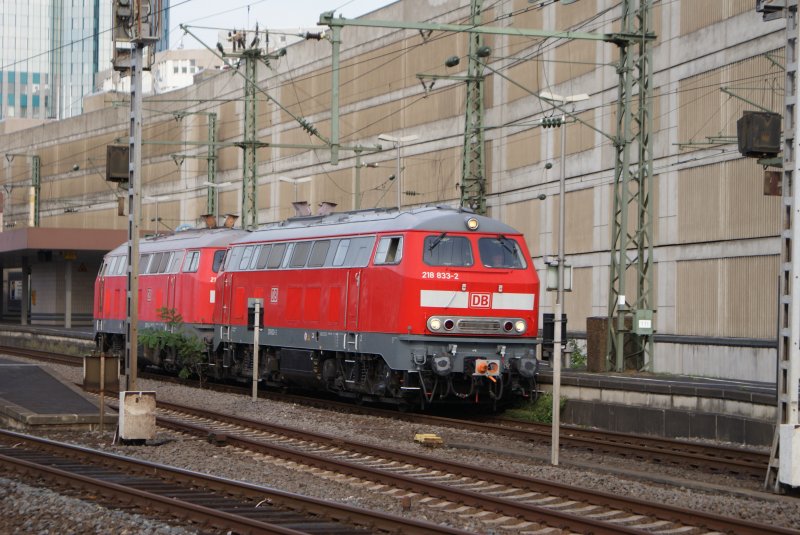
[{"left": 0, "top": 0, "right": 168, "bottom": 120}]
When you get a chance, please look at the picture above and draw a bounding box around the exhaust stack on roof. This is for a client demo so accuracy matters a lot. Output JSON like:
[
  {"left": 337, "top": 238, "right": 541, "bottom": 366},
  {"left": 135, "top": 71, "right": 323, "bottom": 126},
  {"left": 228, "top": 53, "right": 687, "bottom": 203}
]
[
  {"left": 317, "top": 202, "right": 337, "bottom": 216},
  {"left": 223, "top": 214, "right": 239, "bottom": 228},
  {"left": 292, "top": 201, "right": 312, "bottom": 217},
  {"left": 201, "top": 214, "right": 217, "bottom": 229}
]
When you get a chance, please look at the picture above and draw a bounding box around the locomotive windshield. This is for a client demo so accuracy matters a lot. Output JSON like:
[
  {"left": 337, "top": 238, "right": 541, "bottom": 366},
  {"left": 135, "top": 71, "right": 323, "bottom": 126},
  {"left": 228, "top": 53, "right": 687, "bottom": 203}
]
[
  {"left": 423, "top": 235, "right": 474, "bottom": 267},
  {"left": 478, "top": 236, "right": 527, "bottom": 269}
]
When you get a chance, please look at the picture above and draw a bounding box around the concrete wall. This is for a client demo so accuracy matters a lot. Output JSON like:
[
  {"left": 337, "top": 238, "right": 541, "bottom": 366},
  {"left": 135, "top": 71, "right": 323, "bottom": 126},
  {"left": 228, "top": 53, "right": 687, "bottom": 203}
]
[{"left": 0, "top": 0, "right": 788, "bottom": 381}]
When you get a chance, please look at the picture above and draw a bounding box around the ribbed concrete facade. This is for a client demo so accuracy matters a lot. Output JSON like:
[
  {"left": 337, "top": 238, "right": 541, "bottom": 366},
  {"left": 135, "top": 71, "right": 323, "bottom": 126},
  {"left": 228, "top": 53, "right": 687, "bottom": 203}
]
[{"left": 0, "top": 0, "right": 785, "bottom": 381}]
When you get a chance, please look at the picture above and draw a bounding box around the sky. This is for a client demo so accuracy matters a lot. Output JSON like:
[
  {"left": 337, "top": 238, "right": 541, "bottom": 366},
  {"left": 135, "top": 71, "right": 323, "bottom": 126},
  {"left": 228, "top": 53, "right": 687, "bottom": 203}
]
[{"left": 167, "top": 0, "right": 395, "bottom": 49}]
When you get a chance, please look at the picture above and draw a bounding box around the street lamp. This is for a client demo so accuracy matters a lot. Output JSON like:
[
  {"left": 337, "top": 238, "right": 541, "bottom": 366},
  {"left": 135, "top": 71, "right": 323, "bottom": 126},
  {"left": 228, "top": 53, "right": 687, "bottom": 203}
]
[
  {"left": 539, "top": 90, "right": 589, "bottom": 467},
  {"left": 377, "top": 134, "right": 419, "bottom": 211}
]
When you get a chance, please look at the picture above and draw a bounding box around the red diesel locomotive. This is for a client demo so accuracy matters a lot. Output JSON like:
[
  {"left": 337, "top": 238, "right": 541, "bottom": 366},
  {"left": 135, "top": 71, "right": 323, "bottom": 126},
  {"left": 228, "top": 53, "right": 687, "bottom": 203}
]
[
  {"left": 94, "top": 206, "right": 541, "bottom": 409},
  {"left": 93, "top": 227, "right": 247, "bottom": 360}
]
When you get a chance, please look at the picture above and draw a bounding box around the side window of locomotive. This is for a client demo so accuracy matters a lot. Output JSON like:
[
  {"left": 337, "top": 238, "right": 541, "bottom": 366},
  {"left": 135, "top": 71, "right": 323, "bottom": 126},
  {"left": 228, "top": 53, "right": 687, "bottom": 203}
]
[
  {"left": 307, "top": 240, "right": 330, "bottom": 268},
  {"left": 281, "top": 243, "right": 296, "bottom": 269},
  {"left": 344, "top": 236, "right": 376, "bottom": 267},
  {"left": 156, "top": 252, "right": 172, "bottom": 273},
  {"left": 254, "top": 245, "right": 271, "bottom": 269},
  {"left": 332, "top": 239, "right": 350, "bottom": 267},
  {"left": 212, "top": 250, "right": 226, "bottom": 273},
  {"left": 247, "top": 245, "right": 262, "bottom": 270},
  {"left": 374, "top": 236, "right": 403, "bottom": 265},
  {"left": 478, "top": 237, "right": 527, "bottom": 269},
  {"left": 139, "top": 254, "right": 150, "bottom": 273},
  {"left": 116, "top": 255, "right": 127, "bottom": 275},
  {"left": 168, "top": 252, "right": 183, "bottom": 273},
  {"left": 267, "top": 243, "right": 286, "bottom": 269},
  {"left": 239, "top": 245, "right": 256, "bottom": 270},
  {"left": 289, "top": 241, "right": 312, "bottom": 268},
  {"left": 182, "top": 251, "right": 200, "bottom": 273},
  {"left": 423, "top": 235, "right": 473, "bottom": 267},
  {"left": 146, "top": 252, "right": 163, "bottom": 274},
  {"left": 226, "top": 246, "right": 245, "bottom": 271},
  {"left": 106, "top": 256, "right": 118, "bottom": 276},
  {"left": 102, "top": 256, "right": 116, "bottom": 276}
]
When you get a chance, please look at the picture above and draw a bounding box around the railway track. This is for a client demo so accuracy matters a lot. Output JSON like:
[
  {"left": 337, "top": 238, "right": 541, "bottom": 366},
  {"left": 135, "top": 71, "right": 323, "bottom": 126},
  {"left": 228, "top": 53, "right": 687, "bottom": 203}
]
[
  {"left": 0, "top": 344, "right": 771, "bottom": 483},
  {"left": 138, "top": 399, "right": 790, "bottom": 535},
  {"left": 0, "top": 428, "right": 471, "bottom": 535}
]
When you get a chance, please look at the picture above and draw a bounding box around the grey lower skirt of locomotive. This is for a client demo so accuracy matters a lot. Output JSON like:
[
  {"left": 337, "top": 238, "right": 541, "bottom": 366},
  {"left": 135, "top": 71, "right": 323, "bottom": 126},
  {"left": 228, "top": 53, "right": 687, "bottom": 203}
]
[{"left": 203, "top": 323, "right": 540, "bottom": 410}]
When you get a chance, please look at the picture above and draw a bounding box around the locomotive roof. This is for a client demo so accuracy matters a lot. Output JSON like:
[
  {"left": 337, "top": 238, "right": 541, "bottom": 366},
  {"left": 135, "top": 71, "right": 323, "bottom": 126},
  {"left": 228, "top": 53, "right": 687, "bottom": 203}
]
[
  {"left": 238, "top": 205, "right": 522, "bottom": 244},
  {"left": 105, "top": 227, "right": 248, "bottom": 256}
]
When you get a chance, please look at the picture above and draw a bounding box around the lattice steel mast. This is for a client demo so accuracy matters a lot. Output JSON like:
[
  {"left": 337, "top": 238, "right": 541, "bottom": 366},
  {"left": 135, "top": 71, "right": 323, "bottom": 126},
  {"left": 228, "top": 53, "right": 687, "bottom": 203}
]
[
  {"left": 765, "top": 0, "right": 800, "bottom": 492},
  {"left": 607, "top": 0, "right": 655, "bottom": 372},
  {"left": 460, "top": 0, "right": 487, "bottom": 214}
]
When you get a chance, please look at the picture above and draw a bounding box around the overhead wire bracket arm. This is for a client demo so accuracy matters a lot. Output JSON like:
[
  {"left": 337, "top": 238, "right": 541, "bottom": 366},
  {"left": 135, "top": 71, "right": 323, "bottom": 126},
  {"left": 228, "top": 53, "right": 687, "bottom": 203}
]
[
  {"left": 179, "top": 24, "right": 333, "bottom": 147},
  {"left": 317, "top": 11, "right": 655, "bottom": 45}
]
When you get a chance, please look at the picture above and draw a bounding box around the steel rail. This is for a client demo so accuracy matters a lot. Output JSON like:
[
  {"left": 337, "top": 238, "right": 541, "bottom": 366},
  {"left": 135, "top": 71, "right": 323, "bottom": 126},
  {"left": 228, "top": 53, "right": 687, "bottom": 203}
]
[
  {"left": 155, "top": 401, "right": 794, "bottom": 535},
  {"left": 0, "top": 428, "right": 471, "bottom": 535}
]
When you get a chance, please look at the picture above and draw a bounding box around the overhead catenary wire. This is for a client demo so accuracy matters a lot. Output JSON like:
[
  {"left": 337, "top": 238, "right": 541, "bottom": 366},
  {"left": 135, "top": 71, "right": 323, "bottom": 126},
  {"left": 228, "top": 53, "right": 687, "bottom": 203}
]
[{"left": 1, "top": 0, "right": 782, "bottom": 221}]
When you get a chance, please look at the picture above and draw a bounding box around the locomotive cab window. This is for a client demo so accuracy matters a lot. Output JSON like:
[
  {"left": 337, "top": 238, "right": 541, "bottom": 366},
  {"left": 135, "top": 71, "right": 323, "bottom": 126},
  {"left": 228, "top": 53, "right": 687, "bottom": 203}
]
[
  {"left": 182, "top": 251, "right": 200, "bottom": 273},
  {"left": 212, "top": 250, "right": 226, "bottom": 272},
  {"left": 374, "top": 236, "right": 403, "bottom": 265},
  {"left": 423, "top": 234, "right": 473, "bottom": 267},
  {"left": 116, "top": 255, "right": 127, "bottom": 275},
  {"left": 100, "top": 257, "right": 113, "bottom": 276},
  {"left": 478, "top": 237, "right": 527, "bottom": 269}
]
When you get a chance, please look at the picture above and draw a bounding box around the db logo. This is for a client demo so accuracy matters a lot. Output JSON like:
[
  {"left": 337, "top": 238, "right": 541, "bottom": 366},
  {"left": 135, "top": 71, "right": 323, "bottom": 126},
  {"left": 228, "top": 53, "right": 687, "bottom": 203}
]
[{"left": 469, "top": 293, "right": 491, "bottom": 309}]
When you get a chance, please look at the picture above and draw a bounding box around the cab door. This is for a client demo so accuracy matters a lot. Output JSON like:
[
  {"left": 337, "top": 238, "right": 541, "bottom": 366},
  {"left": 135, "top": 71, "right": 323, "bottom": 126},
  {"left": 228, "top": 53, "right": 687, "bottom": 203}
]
[
  {"left": 345, "top": 269, "right": 361, "bottom": 331},
  {"left": 95, "top": 259, "right": 108, "bottom": 318},
  {"left": 221, "top": 271, "right": 235, "bottom": 326},
  {"left": 165, "top": 252, "right": 178, "bottom": 313}
]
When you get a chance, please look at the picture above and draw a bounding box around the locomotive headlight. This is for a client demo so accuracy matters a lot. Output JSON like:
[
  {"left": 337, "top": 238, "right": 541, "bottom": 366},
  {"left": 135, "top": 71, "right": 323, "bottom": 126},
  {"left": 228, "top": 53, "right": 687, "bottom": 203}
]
[
  {"left": 514, "top": 320, "right": 527, "bottom": 333},
  {"left": 428, "top": 317, "right": 443, "bottom": 331},
  {"left": 465, "top": 217, "right": 479, "bottom": 231}
]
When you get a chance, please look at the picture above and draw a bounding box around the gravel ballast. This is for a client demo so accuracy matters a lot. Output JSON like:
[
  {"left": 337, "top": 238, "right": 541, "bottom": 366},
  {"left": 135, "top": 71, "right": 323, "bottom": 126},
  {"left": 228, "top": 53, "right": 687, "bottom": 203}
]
[{"left": 2, "top": 359, "right": 799, "bottom": 534}]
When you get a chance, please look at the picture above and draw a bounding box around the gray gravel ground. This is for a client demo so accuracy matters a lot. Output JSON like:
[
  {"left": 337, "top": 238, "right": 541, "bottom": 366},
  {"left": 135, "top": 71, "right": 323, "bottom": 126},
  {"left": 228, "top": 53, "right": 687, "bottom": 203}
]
[{"left": 3, "top": 359, "right": 800, "bottom": 534}]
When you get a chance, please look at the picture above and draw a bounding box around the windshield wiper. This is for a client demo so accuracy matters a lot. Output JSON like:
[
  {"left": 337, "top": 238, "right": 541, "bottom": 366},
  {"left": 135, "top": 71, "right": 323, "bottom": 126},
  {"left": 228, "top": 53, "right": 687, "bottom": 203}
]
[
  {"left": 498, "top": 234, "right": 515, "bottom": 253},
  {"left": 428, "top": 232, "right": 447, "bottom": 251}
]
